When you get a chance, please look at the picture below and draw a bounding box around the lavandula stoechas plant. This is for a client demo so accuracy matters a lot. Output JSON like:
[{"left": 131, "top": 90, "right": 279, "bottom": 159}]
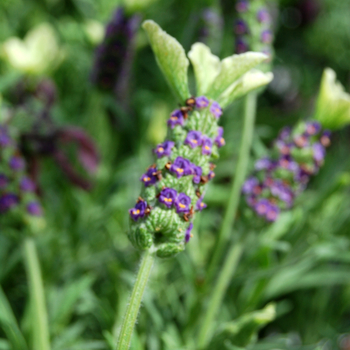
[
  {"left": 243, "top": 67, "right": 350, "bottom": 222},
  {"left": 234, "top": 0, "right": 275, "bottom": 66},
  {"left": 116, "top": 20, "right": 272, "bottom": 350},
  {"left": 0, "top": 124, "right": 43, "bottom": 224},
  {"left": 91, "top": 7, "right": 140, "bottom": 97},
  {"left": 243, "top": 121, "right": 330, "bottom": 222}
]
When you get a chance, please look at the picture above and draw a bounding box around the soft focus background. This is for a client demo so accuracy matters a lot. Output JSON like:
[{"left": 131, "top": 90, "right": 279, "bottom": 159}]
[{"left": 1, "top": 0, "right": 350, "bottom": 349}]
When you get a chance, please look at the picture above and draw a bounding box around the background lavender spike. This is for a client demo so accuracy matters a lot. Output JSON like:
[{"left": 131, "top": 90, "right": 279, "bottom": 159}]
[{"left": 242, "top": 120, "right": 331, "bottom": 222}]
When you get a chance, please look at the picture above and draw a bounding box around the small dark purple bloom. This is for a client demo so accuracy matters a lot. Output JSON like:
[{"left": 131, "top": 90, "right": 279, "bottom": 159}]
[
  {"left": 0, "top": 174, "right": 8, "bottom": 189},
  {"left": 0, "top": 130, "right": 11, "bottom": 147},
  {"left": 236, "top": 0, "right": 249, "bottom": 12},
  {"left": 20, "top": 177, "right": 36, "bottom": 192},
  {"left": 170, "top": 157, "right": 192, "bottom": 178},
  {"left": 0, "top": 193, "right": 19, "bottom": 213},
  {"left": 185, "top": 131, "right": 202, "bottom": 148},
  {"left": 129, "top": 200, "right": 147, "bottom": 221},
  {"left": 174, "top": 193, "right": 191, "bottom": 213},
  {"left": 167, "top": 109, "right": 184, "bottom": 129},
  {"left": 255, "top": 199, "right": 270, "bottom": 216},
  {"left": 191, "top": 165, "right": 202, "bottom": 184},
  {"left": 266, "top": 205, "right": 280, "bottom": 222},
  {"left": 208, "top": 171, "right": 215, "bottom": 180},
  {"left": 234, "top": 19, "right": 248, "bottom": 35},
  {"left": 305, "top": 121, "right": 321, "bottom": 136},
  {"left": 278, "top": 127, "right": 292, "bottom": 141},
  {"left": 196, "top": 197, "right": 207, "bottom": 211},
  {"left": 210, "top": 101, "right": 223, "bottom": 119},
  {"left": 215, "top": 127, "right": 225, "bottom": 148},
  {"left": 261, "top": 30, "right": 273, "bottom": 44},
  {"left": 242, "top": 177, "right": 259, "bottom": 194},
  {"left": 321, "top": 130, "right": 331, "bottom": 147},
  {"left": 201, "top": 135, "right": 213, "bottom": 155},
  {"left": 235, "top": 38, "right": 249, "bottom": 54},
  {"left": 154, "top": 141, "right": 175, "bottom": 158},
  {"left": 140, "top": 166, "right": 158, "bottom": 187},
  {"left": 9, "top": 156, "right": 25, "bottom": 171},
  {"left": 195, "top": 96, "right": 210, "bottom": 108},
  {"left": 257, "top": 9, "right": 271, "bottom": 23},
  {"left": 159, "top": 188, "right": 177, "bottom": 208},
  {"left": 185, "top": 223, "right": 193, "bottom": 243},
  {"left": 27, "top": 201, "right": 43, "bottom": 217},
  {"left": 313, "top": 143, "right": 325, "bottom": 163},
  {"left": 255, "top": 157, "right": 273, "bottom": 171},
  {"left": 279, "top": 157, "right": 299, "bottom": 173}
]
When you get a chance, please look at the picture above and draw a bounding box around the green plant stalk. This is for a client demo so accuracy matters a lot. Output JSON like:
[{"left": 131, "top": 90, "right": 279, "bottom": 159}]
[
  {"left": 198, "top": 243, "right": 243, "bottom": 348},
  {"left": 206, "top": 92, "right": 257, "bottom": 281},
  {"left": 116, "top": 249, "right": 155, "bottom": 350},
  {"left": 23, "top": 237, "right": 51, "bottom": 350}
]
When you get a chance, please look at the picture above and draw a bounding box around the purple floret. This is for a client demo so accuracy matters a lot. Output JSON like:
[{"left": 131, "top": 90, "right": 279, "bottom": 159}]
[
  {"left": 140, "top": 166, "right": 158, "bottom": 187},
  {"left": 266, "top": 204, "right": 280, "bottom": 222},
  {"left": 20, "top": 177, "right": 36, "bottom": 192},
  {"left": 236, "top": 0, "right": 249, "bottom": 12},
  {"left": 195, "top": 96, "right": 210, "bottom": 108},
  {"left": 255, "top": 157, "right": 274, "bottom": 171},
  {"left": 154, "top": 141, "right": 175, "bottom": 158},
  {"left": 257, "top": 9, "right": 271, "bottom": 23},
  {"left": 167, "top": 109, "right": 184, "bottom": 128},
  {"left": 0, "top": 193, "right": 19, "bottom": 213},
  {"left": 0, "top": 174, "right": 8, "bottom": 189},
  {"left": 185, "top": 131, "right": 202, "bottom": 148},
  {"left": 242, "top": 177, "right": 259, "bottom": 194},
  {"left": 261, "top": 30, "right": 273, "bottom": 44},
  {"left": 234, "top": 19, "right": 248, "bottom": 35},
  {"left": 0, "top": 129, "right": 11, "bottom": 147},
  {"left": 9, "top": 156, "right": 25, "bottom": 171},
  {"left": 255, "top": 199, "right": 270, "bottom": 216},
  {"left": 196, "top": 197, "right": 207, "bottom": 211},
  {"left": 210, "top": 101, "right": 223, "bottom": 119},
  {"left": 201, "top": 135, "right": 213, "bottom": 155},
  {"left": 185, "top": 223, "right": 193, "bottom": 243},
  {"left": 27, "top": 201, "right": 43, "bottom": 217},
  {"left": 306, "top": 121, "right": 321, "bottom": 136},
  {"left": 235, "top": 38, "right": 249, "bottom": 54},
  {"left": 215, "top": 127, "right": 225, "bottom": 148},
  {"left": 313, "top": 143, "right": 325, "bottom": 163},
  {"left": 129, "top": 200, "right": 147, "bottom": 221},
  {"left": 159, "top": 188, "right": 177, "bottom": 208},
  {"left": 191, "top": 164, "right": 202, "bottom": 184},
  {"left": 174, "top": 193, "right": 191, "bottom": 213},
  {"left": 170, "top": 157, "right": 192, "bottom": 178}
]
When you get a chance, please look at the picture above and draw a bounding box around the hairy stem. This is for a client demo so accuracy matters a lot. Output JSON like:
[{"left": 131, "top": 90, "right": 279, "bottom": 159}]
[
  {"left": 116, "top": 249, "right": 155, "bottom": 350},
  {"left": 23, "top": 237, "right": 51, "bottom": 350},
  {"left": 207, "top": 92, "right": 257, "bottom": 281},
  {"left": 198, "top": 243, "right": 243, "bottom": 348}
]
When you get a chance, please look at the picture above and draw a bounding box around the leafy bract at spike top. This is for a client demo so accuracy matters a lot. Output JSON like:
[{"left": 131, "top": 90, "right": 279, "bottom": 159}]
[
  {"left": 188, "top": 43, "right": 272, "bottom": 107},
  {"left": 142, "top": 20, "right": 191, "bottom": 103},
  {"left": 127, "top": 21, "right": 273, "bottom": 258}
]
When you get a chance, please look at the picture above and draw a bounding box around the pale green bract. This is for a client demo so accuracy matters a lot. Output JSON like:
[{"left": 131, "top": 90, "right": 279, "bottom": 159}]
[
  {"left": 315, "top": 68, "right": 350, "bottom": 130},
  {"left": 142, "top": 20, "right": 191, "bottom": 102},
  {"left": 143, "top": 21, "right": 272, "bottom": 106}
]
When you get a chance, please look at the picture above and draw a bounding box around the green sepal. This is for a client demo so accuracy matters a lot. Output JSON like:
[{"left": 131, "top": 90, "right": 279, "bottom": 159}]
[
  {"left": 142, "top": 20, "right": 190, "bottom": 103},
  {"left": 156, "top": 157, "right": 169, "bottom": 170},
  {"left": 128, "top": 222, "right": 154, "bottom": 250},
  {"left": 142, "top": 185, "right": 157, "bottom": 202},
  {"left": 156, "top": 242, "right": 185, "bottom": 258}
]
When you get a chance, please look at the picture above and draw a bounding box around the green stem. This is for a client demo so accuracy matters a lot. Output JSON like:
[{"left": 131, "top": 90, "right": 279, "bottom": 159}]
[
  {"left": 206, "top": 92, "right": 257, "bottom": 281},
  {"left": 116, "top": 250, "right": 155, "bottom": 350},
  {"left": 198, "top": 243, "right": 243, "bottom": 348},
  {"left": 23, "top": 237, "right": 51, "bottom": 350}
]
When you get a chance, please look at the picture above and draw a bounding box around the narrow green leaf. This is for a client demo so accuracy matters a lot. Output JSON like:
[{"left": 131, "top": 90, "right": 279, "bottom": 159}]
[
  {"left": 206, "top": 52, "right": 268, "bottom": 100},
  {"left": 142, "top": 20, "right": 190, "bottom": 103},
  {"left": 218, "top": 70, "right": 273, "bottom": 108},
  {"left": 0, "top": 286, "right": 29, "bottom": 350},
  {"left": 188, "top": 43, "right": 220, "bottom": 96}
]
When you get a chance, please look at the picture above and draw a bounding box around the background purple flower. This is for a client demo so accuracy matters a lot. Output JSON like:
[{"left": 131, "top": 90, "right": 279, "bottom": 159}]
[{"left": 27, "top": 201, "right": 43, "bottom": 216}]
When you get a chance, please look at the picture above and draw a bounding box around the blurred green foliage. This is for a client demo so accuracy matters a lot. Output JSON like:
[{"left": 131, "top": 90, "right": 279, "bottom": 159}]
[{"left": 1, "top": 0, "right": 350, "bottom": 349}]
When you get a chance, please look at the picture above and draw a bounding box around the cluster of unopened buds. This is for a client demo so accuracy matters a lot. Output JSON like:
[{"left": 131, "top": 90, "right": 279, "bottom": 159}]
[
  {"left": 0, "top": 125, "right": 43, "bottom": 217},
  {"left": 128, "top": 96, "right": 225, "bottom": 257},
  {"left": 234, "top": 0, "right": 273, "bottom": 60},
  {"left": 242, "top": 120, "right": 331, "bottom": 222}
]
